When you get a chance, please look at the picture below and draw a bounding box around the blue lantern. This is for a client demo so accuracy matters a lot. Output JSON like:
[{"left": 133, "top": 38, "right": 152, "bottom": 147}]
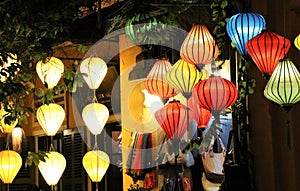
[{"left": 226, "top": 12, "right": 266, "bottom": 58}]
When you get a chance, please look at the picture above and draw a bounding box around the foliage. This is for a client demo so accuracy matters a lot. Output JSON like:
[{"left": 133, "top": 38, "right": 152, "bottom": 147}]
[{"left": 25, "top": 150, "right": 49, "bottom": 168}]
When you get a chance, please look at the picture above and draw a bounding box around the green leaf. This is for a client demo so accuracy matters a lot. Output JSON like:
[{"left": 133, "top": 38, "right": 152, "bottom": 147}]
[{"left": 35, "top": 88, "right": 44, "bottom": 98}]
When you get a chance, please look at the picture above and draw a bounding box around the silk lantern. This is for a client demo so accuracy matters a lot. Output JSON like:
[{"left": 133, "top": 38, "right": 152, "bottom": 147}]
[
  {"left": 264, "top": 59, "right": 300, "bottom": 111},
  {"left": 82, "top": 103, "right": 109, "bottom": 135},
  {"left": 144, "top": 58, "right": 178, "bottom": 100},
  {"left": 80, "top": 57, "right": 108, "bottom": 90},
  {"left": 0, "top": 115, "right": 18, "bottom": 134},
  {"left": 82, "top": 150, "right": 110, "bottom": 182},
  {"left": 36, "top": 103, "right": 65, "bottom": 136},
  {"left": 38, "top": 151, "right": 66, "bottom": 186},
  {"left": 294, "top": 34, "right": 300, "bottom": 51},
  {"left": 165, "top": 59, "right": 203, "bottom": 99},
  {"left": 187, "top": 96, "right": 212, "bottom": 129},
  {"left": 226, "top": 12, "right": 266, "bottom": 59},
  {"left": 36, "top": 57, "right": 64, "bottom": 89},
  {"left": 0, "top": 150, "right": 22, "bottom": 184},
  {"left": 180, "top": 24, "right": 219, "bottom": 70},
  {"left": 246, "top": 30, "right": 290, "bottom": 79}
]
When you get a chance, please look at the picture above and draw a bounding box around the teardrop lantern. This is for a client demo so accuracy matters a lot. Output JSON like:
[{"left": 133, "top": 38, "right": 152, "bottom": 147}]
[
  {"left": 180, "top": 24, "right": 219, "bottom": 70},
  {"left": 294, "top": 34, "right": 300, "bottom": 52},
  {"left": 144, "top": 58, "right": 178, "bottom": 100},
  {"left": 0, "top": 150, "right": 22, "bottom": 184},
  {"left": 36, "top": 57, "right": 64, "bottom": 89},
  {"left": 264, "top": 59, "right": 300, "bottom": 111},
  {"left": 246, "top": 30, "right": 290, "bottom": 79},
  {"left": 226, "top": 12, "right": 266, "bottom": 59},
  {"left": 80, "top": 57, "right": 108, "bottom": 90}
]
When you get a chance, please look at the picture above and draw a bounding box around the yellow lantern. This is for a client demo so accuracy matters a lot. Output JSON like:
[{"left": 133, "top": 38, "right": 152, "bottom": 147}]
[
  {"left": 295, "top": 34, "right": 300, "bottom": 52},
  {"left": 36, "top": 103, "right": 65, "bottom": 136},
  {"left": 82, "top": 150, "right": 110, "bottom": 182},
  {"left": 36, "top": 57, "right": 64, "bottom": 89},
  {"left": 82, "top": 103, "right": 109, "bottom": 135},
  {"left": 0, "top": 106, "right": 18, "bottom": 134},
  {"left": 0, "top": 150, "right": 22, "bottom": 184},
  {"left": 38, "top": 151, "right": 66, "bottom": 186},
  {"left": 80, "top": 57, "right": 108, "bottom": 90}
]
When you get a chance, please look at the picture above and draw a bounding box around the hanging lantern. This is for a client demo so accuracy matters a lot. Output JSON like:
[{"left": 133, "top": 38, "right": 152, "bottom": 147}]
[
  {"left": 154, "top": 100, "right": 189, "bottom": 140},
  {"left": 0, "top": 150, "right": 22, "bottom": 184},
  {"left": 226, "top": 12, "right": 266, "bottom": 59},
  {"left": 180, "top": 24, "right": 219, "bottom": 70},
  {"left": 80, "top": 57, "right": 108, "bottom": 90},
  {"left": 187, "top": 96, "right": 212, "bottom": 129},
  {"left": 165, "top": 59, "right": 203, "bottom": 99},
  {"left": 36, "top": 103, "right": 65, "bottom": 136},
  {"left": 246, "top": 30, "right": 291, "bottom": 79},
  {"left": 192, "top": 75, "right": 238, "bottom": 117},
  {"left": 82, "top": 103, "right": 109, "bottom": 135},
  {"left": 294, "top": 34, "right": 300, "bottom": 51},
  {"left": 144, "top": 58, "right": 178, "bottom": 100},
  {"left": 36, "top": 57, "right": 64, "bottom": 89},
  {"left": 38, "top": 151, "right": 66, "bottom": 186},
  {"left": 264, "top": 59, "right": 300, "bottom": 111},
  {"left": 82, "top": 150, "right": 110, "bottom": 182},
  {"left": 0, "top": 117, "right": 18, "bottom": 134}
]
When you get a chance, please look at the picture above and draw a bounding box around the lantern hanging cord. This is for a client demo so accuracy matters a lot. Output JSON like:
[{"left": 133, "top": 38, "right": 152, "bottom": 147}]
[
  {"left": 93, "top": 134, "right": 99, "bottom": 150},
  {"left": 49, "top": 136, "right": 55, "bottom": 152}
]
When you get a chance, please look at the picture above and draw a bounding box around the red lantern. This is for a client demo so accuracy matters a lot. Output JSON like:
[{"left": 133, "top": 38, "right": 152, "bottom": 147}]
[
  {"left": 180, "top": 25, "right": 219, "bottom": 70},
  {"left": 192, "top": 76, "right": 238, "bottom": 116},
  {"left": 154, "top": 100, "right": 189, "bottom": 140},
  {"left": 144, "top": 58, "right": 178, "bottom": 100},
  {"left": 246, "top": 30, "right": 290, "bottom": 79},
  {"left": 188, "top": 96, "right": 212, "bottom": 129}
]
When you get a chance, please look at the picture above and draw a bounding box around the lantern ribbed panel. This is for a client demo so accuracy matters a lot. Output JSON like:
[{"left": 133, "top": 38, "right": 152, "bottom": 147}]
[
  {"left": 38, "top": 151, "right": 66, "bottom": 186},
  {"left": 226, "top": 12, "right": 266, "bottom": 57},
  {"left": 144, "top": 58, "right": 178, "bottom": 99},
  {"left": 82, "top": 103, "right": 109, "bottom": 135},
  {"left": 82, "top": 150, "right": 110, "bottom": 182},
  {"left": 165, "top": 59, "right": 202, "bottom": 99},
  {"left": 154, "top": 100, "right": 188, "bottom": 140},
  {"left": 192, "top": 76, "right": 238, "bottom": 114},
  {"left": 180, "top": 25, "right": 219, "bottom": 68},
  {"left": 294, "top": 34, "right": 300, "bottom": 51},
  {"left": 80, "top": 57, "right": 108, "bottom": 90},
  {"left": 36, "top": 103, "right": 65, "bottom": 136},
  {"left": 0, "top": 109, "right": 18, "bottom": 133},
  {"left": 0, "top": 150, "right": 22, "bottom": 184},
  {"left": 188, "top": 97, "right": 212, "bottom": 128},
  {"left": 246, "top": 30, "right": 290, "bottom": 76},
  {"left": 264, "top": 60, "right": 300, "bottom": 108}
]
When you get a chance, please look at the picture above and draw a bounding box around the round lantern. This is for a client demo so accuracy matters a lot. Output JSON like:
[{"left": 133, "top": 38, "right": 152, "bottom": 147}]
[
  {"left": 144, "top": 58, "right": 178, "bottom": 100},
  {"left": 36, "top": 57, "right": 64, "bottom": 89},
  {"left": 82, "top": 150, "right": 110, "bottom": 182},
  {"left": 226, "top": 12, "right": 266, "bottom": 59},
  {"left": 0, "top": 150, "right": 22, "bottom": 184},
  {"left": 165, "top": 59, "right": 203, "bottom": 99},
  {"left": 192, "top": 75, "right": 238, "bottom": 116},
  {"left": 264, "top": 59, "right": 300, "bottom": 111},
  {"left": 187, "top": 96, "right": 212, "bottom": 129},
  {"left": 38, "top": 151, "right": 66, "bottom": 186},
  {"left": 294, "top": 34, "right": 300, "bottom": 51},
  {"left": 180, "top": 24, "right": 219, "bottom": 70},
  {"left": 0, "top": 116, "right": 18, "bottom": 134},
  {"left": 154, "top": 100, "right": 189, "bottom": 140},
  {"left": 80, "top": 57, "right": 108, "bottom": 90},
  {"left": 82, "top": 103, "right": 109, "bottom": 135},
  {"left": 246, "top": 30, "right": 290, "bottom": 78},
  {"left": 36, "top": 103, "right": 65, "bottom": 136}
]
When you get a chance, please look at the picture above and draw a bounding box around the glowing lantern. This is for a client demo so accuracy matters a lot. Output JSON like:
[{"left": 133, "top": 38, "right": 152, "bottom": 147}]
[
  {"left": 0, "top": 150, "right": 22, "bottom": 184},
  {"left": 188, "top": 96, "right": 212, "bottom": 129},
  {"left": 165, "top": 59, "right": 203, "bottom": 99},
  {"left": 0, "top": 115, "right": 18, "bottom": 134},
  {"left": 144, "top": 58, "right": 178, "bottom": 100},
  {"left": 294, "top": 34, "right": 300, "bottom": 51},
  {"left": 36, "top": 103, "right": 65, "bottom": 136},
  {"left": 246, "top": 30, "right": 290, "bottom": 79},
  {"left": 36, "top": 57, "right": 64, "bottom": 89},
  {"left": 80, "top": 57, "right": 107, "bottom": 90},
  {"left": 82, "top": 103, "right": 109, "bottom": 135},
  {"left": 82, "top": 150, "right": 110, "bottom": 182},
  {"left": 180, "top": 25, "right": 219, "bottom": 70},
  {"left": 38, "top": 151, "right": 66, "bottom": 186}
]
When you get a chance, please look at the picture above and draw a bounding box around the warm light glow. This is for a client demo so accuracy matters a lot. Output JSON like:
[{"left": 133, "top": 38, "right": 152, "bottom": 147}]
[
  {"left": 38, "top": 151, "right": 66, "bottom": 186},
  {"left": 0, "top": 106, "right": 18, "bottom": 134},
  {"left": 12, "top": 127, "right": 25, "bottom": 153},
  {"left": 294, "top": 34, "right": 300, "bottom": 51},
  {"left": 82, "top": 150, "right": 110, "bottom": 182},
  {"left": 0, "top": 53, "right": 20, "bottom": 82},
  {"left": 80, "top": 57, "right": 108, "bottom": 90},
  {"left": 82, "top": 103, "right": 109, "bottom": 135},
  {"left": 36, "top": 57, "right": 64, "bottom": 89},
  {"left": 36, "top": 103, "right": 65, "bottom": 136},
  {"left": 0, "top": 150, "right": 22, "bottom": 184}
]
